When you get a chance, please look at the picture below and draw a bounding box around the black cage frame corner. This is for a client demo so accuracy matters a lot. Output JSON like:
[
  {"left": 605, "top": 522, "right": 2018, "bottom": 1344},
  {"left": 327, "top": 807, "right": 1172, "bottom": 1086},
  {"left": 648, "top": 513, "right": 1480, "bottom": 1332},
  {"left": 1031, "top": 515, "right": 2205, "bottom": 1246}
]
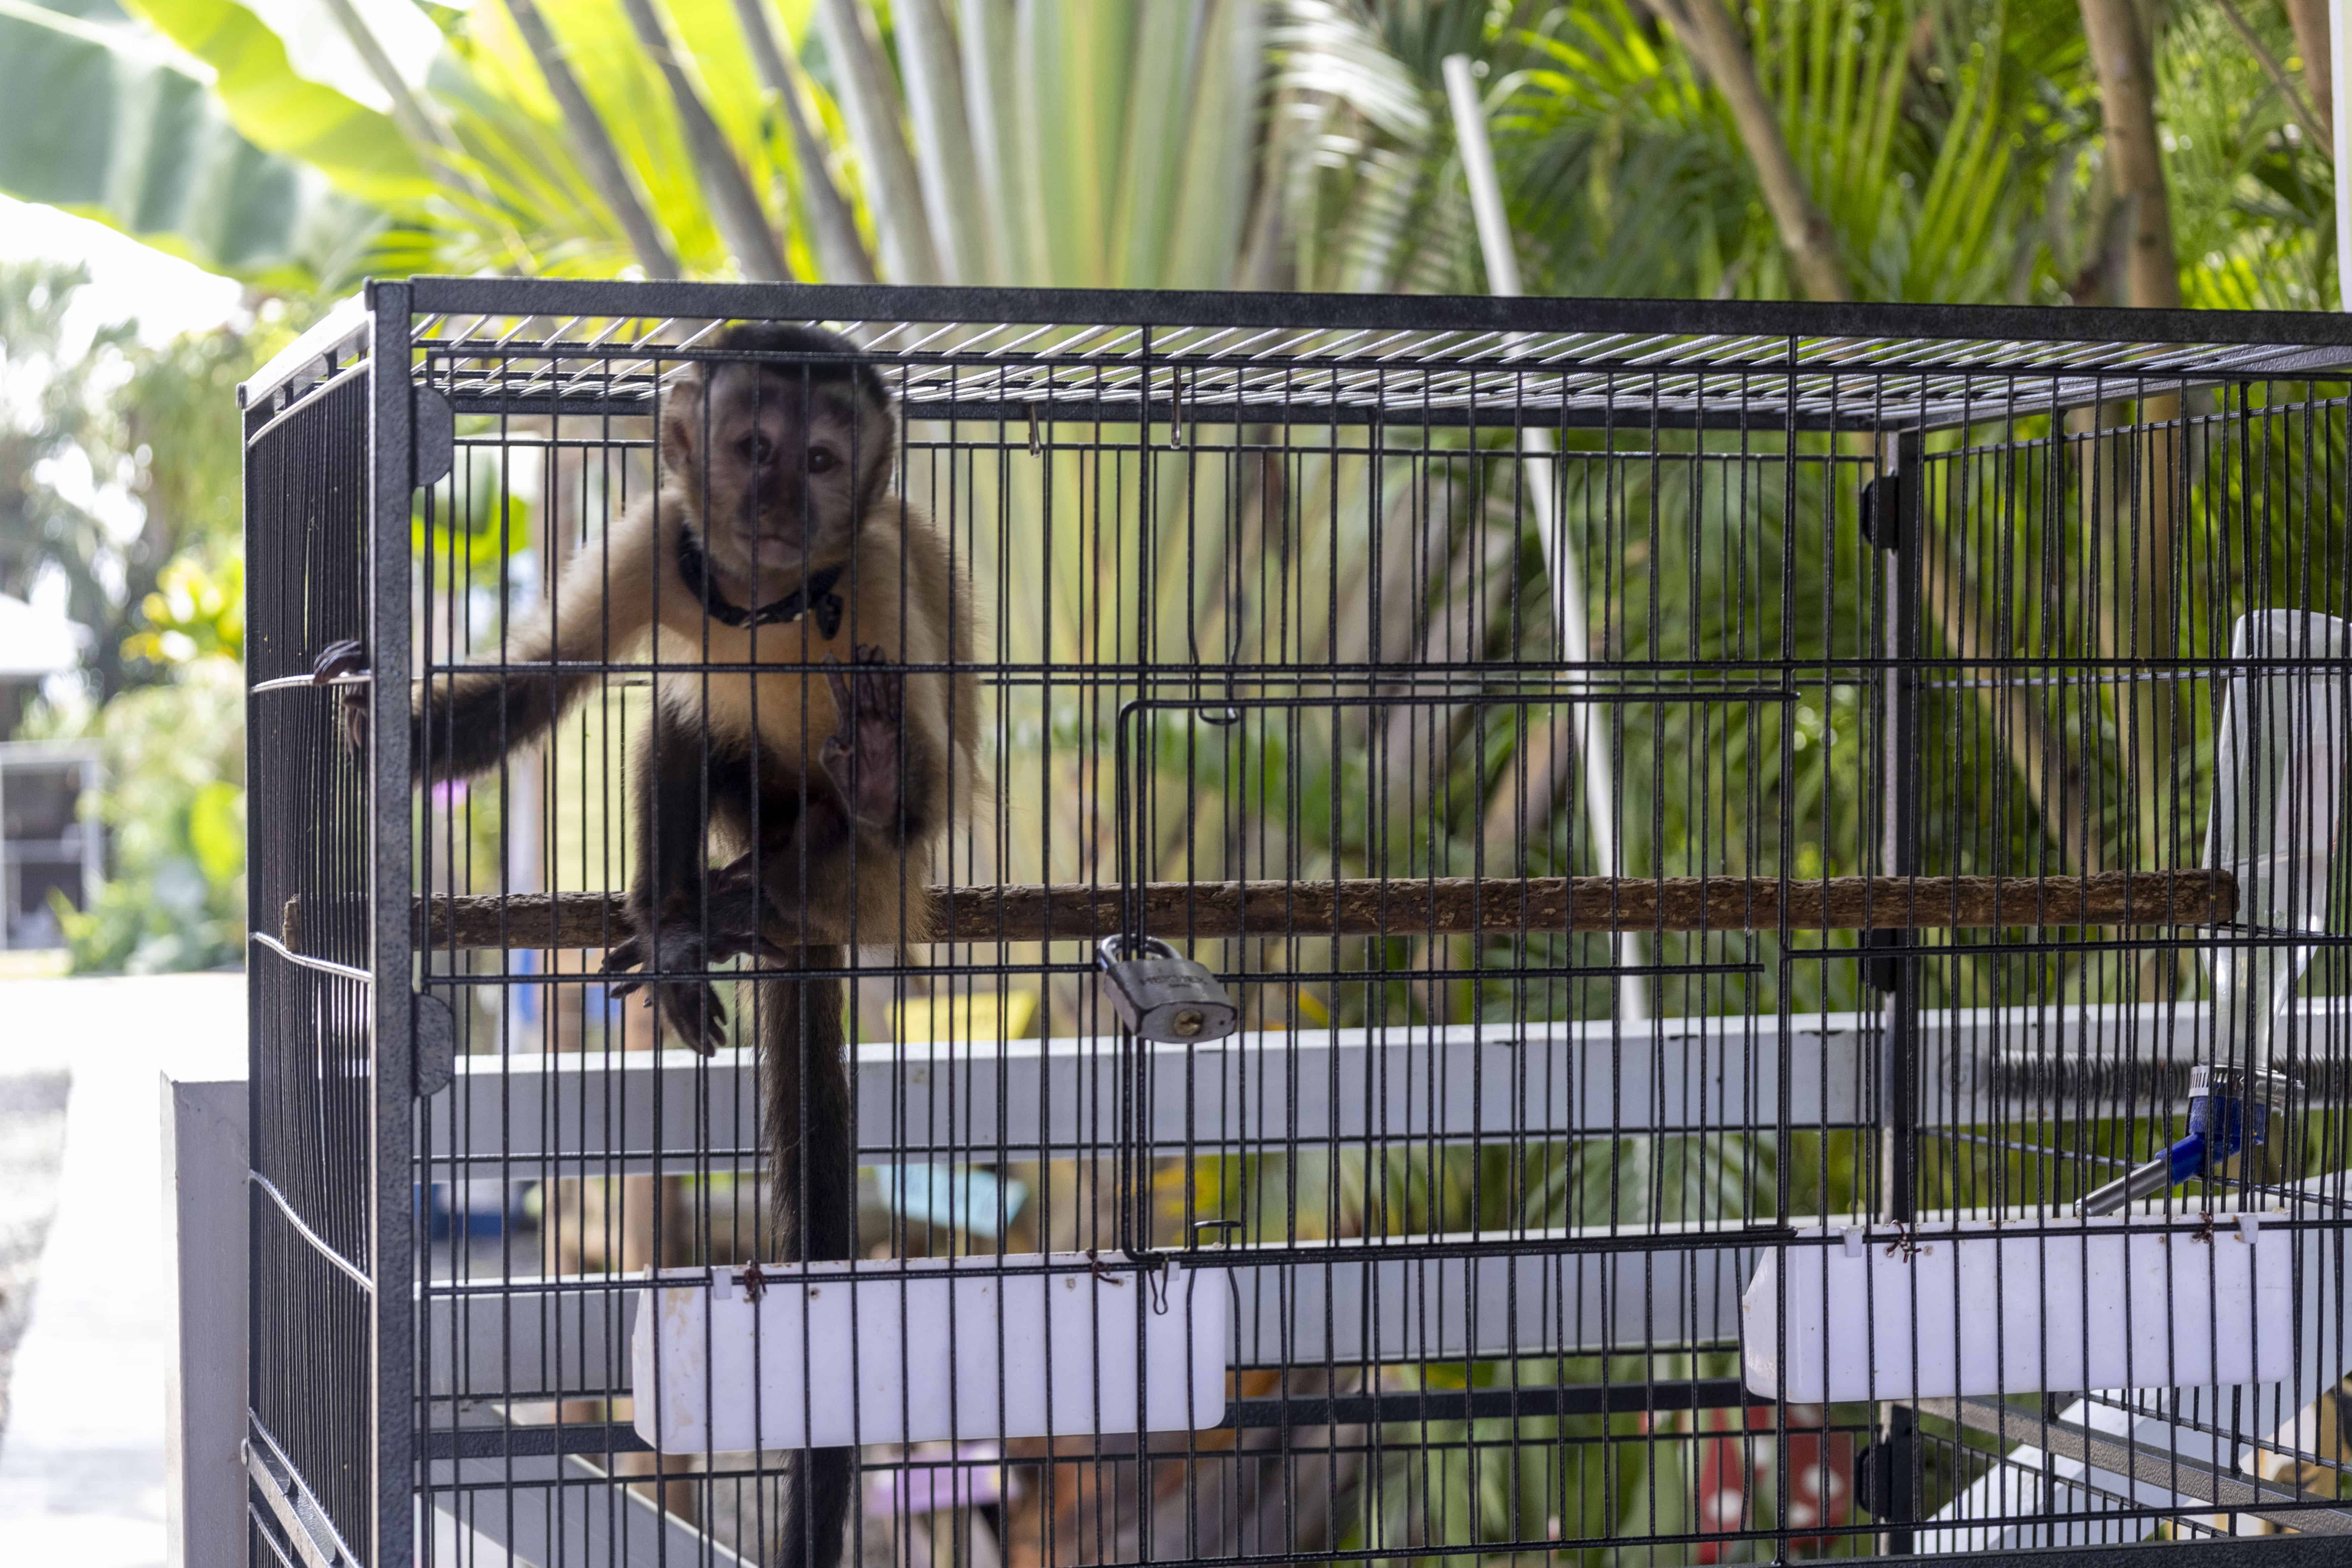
[{"left": 242, "top": 278, "right": 2352, "bottom": 1568}]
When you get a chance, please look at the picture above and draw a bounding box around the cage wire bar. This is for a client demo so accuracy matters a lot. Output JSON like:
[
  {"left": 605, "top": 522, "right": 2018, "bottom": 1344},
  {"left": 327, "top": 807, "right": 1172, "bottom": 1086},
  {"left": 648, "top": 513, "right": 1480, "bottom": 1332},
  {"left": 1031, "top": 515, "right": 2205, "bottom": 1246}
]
[{"left": 238, "top": 279, "right": 2352, "bottom": 1568}]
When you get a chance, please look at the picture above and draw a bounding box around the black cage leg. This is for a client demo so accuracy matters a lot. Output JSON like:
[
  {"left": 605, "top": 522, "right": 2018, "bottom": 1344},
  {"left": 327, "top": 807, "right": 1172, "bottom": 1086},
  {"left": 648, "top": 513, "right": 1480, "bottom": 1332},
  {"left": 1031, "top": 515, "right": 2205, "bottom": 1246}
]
[
  {"left": 366, "top": 279, "right": 421, "bottom": 1568},
  {"left": 1875, "top": 428, "right": 1926, "bottom": 1553}
]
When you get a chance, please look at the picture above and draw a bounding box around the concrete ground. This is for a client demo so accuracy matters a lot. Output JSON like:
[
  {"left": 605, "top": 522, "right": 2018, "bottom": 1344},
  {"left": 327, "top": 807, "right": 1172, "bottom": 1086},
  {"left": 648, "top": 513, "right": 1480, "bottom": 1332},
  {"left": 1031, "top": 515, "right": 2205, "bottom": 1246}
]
[
  {"left": 0, "top": 973, "right": 245, "bottom": 1568},
  {"left": 0, "top": 1068, "right": 69, "bottom": 1442}
]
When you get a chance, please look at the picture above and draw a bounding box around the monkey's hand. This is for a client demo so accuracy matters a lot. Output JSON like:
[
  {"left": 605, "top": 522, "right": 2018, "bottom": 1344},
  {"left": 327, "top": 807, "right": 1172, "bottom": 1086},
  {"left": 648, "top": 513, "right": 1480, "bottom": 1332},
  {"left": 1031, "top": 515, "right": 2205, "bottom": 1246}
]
[
  {"left": 821, "top": 644, "right": 907, "bottom": 835},
  {"left": 310, "top": 639, "right": 370, "bottom": 755}
]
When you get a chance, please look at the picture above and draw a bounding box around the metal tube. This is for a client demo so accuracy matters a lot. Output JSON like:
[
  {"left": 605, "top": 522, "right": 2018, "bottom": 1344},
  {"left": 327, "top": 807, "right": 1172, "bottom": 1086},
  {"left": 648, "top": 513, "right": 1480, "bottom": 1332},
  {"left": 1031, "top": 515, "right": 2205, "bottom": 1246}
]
[{"left": 1444, "top": 51, "right": 1646, "bottom": 1020}]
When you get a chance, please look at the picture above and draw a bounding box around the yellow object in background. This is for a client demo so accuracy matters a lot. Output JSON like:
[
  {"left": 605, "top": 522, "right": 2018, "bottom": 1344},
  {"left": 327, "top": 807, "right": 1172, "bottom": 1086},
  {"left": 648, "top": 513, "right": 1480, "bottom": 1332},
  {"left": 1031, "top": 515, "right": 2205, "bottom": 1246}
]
[{"left": 893, "top": 988, "right": 1039, "bottom": 1045}]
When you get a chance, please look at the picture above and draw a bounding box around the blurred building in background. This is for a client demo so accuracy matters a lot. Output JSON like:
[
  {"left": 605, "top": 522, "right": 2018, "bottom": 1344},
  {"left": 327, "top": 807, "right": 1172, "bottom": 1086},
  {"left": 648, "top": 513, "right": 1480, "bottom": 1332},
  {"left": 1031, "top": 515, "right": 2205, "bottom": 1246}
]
[{"left": 0, "top": 594, "right": 98, "bottom": 949}]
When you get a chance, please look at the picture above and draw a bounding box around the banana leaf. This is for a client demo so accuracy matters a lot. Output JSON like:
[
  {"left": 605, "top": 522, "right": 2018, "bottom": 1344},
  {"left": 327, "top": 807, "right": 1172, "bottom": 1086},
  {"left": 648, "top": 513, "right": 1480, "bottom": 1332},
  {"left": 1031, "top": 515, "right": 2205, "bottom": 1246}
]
[
  {"left": 119, "top": 0, "right": 434, "bottom": 204},
  {"left": 0, "top": 0, "right": 381, "bottom": 287}
]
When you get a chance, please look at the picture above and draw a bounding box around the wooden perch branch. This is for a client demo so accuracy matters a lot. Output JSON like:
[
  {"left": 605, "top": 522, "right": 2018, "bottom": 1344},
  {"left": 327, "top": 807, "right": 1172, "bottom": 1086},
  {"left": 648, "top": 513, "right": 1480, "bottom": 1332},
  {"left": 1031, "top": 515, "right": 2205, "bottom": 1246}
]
[{"left": 279, "top": 872, "right": 2235, "bottom": 954}]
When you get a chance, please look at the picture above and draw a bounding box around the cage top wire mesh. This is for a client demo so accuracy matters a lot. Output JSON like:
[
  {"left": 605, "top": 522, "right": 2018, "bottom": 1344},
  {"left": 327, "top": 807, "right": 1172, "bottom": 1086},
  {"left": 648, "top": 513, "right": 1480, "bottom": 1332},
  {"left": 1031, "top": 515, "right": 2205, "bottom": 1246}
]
[
  {"left": 251, "top": 279, "right": 2352, "bottom": 429},
  {"left": 243, "top": 279, "right": 2352, "bottom": 1568}
]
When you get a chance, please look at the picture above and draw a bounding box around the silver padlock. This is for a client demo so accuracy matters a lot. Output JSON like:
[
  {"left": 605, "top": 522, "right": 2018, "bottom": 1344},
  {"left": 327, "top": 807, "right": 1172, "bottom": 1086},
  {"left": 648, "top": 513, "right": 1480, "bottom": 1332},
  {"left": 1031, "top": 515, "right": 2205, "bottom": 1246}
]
[{"left": 1096, "top": 936, "right": 1240, "bottom": 1042}]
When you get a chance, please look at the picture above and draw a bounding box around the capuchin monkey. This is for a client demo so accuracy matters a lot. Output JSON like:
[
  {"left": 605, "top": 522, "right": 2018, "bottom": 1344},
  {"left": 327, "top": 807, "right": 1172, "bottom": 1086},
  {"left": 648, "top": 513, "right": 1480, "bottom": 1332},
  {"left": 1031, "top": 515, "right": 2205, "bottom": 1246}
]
[{"left": 321, "top": 322, "right": 976, "bottom": 1568}]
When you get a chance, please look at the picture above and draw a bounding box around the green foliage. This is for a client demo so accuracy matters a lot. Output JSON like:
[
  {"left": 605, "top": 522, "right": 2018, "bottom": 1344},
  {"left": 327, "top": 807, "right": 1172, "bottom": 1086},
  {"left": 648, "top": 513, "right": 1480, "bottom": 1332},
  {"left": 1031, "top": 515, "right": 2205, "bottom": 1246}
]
[
  {"left": 1, "top": 260, "right": 273, "bottom": 971},
  {"left": 0, "top": 0, "right": 383, "bottom": 289},
  {"left": 0, "top": 260, "right": 135, "bottom": 619},
  {"left": 53, "top": 654, "right": 246, "bottom": 973},
  {"left": 409, "top": 0, "right": 742, "bottom": 277},
  {"left": 2, "top": 263, "right": 259, "bottom": 700},
  {"left": 1272, "top": 0, "right": 1488, "bottom": 293},
  {"left": 118, "top": 0, "right": 434, "bottom": 204},
  {"left": 414, "top": 443, "right": 533, "bottom": 573},
  {"left": 1508, "top": 0, "right": 2075, "bottom": 304},
  {"left": 122, "top": 551, "right": 242, "bottom": 666},
  {"left": 2157, "top": 2, "right": 2335, "bottom": 310},
  {"left": 4, "top": 0, "right": 2336, "bottom": 313}
]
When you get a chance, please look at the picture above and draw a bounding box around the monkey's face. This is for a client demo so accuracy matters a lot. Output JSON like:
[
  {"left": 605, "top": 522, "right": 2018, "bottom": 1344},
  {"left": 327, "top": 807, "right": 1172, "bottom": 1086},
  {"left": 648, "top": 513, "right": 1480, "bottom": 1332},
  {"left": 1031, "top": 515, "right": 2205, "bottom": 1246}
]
[{"left": 663, "top": 365, "right": 891, "bottom": 593}]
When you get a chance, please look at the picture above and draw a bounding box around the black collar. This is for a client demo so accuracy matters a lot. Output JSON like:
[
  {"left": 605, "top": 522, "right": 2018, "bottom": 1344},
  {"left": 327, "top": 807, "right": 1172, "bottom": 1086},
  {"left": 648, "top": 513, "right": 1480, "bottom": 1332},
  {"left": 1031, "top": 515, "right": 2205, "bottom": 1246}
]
[{"left": 676, "top": 528, "right": 845, "bottom": 638}]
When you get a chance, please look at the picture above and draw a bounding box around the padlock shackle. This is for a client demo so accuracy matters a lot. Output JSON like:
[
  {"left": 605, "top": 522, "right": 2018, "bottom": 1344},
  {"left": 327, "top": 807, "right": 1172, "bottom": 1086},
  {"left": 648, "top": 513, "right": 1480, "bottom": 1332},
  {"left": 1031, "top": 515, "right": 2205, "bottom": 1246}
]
[{"left": 1097, "top": 933, "right": 1181, "bottom": 967}]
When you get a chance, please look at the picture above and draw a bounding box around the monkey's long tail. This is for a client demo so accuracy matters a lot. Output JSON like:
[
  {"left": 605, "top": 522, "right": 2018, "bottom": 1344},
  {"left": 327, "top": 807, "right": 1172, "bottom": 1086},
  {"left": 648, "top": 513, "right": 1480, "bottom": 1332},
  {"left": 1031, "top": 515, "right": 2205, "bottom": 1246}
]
[{"left": 760, "top": 946, "right": 854, "bottom": 1568}]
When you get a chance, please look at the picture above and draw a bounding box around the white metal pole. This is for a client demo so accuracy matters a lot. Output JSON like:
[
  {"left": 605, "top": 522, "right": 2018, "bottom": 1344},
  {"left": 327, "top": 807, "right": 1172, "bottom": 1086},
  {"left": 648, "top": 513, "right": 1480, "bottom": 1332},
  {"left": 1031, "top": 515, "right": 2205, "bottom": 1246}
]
[
  {"left": 1442, "top": 55, "right": 1646, "bottom": 1022},
  {"left": 1446, "top": 54, "right": 1524, "bottom": 299},
  {"left": 2336, "top": 1, "right": 2352, "bottom": 306}
]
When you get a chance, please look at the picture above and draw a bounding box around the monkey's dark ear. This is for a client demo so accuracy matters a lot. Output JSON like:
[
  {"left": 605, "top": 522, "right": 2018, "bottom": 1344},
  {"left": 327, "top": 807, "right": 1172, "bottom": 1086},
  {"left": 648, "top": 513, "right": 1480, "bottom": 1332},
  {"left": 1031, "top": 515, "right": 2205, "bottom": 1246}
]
[{"left": 659, "top": 372, "right": 705, "bottom": 476}]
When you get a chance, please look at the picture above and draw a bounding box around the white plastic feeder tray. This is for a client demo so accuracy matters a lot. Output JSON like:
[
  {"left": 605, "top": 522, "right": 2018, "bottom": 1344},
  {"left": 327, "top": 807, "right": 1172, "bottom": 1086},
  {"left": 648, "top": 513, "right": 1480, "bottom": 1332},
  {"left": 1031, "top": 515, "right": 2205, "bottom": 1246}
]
[
  {"left": 1742, "top": 1211, "right": 2296, "bottom": 1403},
  {"left": 630, "top": 1253, "right": 1228, "bottom": 1453}
]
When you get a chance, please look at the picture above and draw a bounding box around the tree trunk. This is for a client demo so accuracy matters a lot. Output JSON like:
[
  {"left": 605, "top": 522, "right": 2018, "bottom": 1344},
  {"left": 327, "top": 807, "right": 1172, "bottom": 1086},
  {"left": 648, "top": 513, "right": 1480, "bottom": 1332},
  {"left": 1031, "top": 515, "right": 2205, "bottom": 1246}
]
[
  {"left": 2219, "top": 0, "right": 2327, "bottom": 146},
  {"left": 2283, "top": 0, "right": 2333, "bottom": 137},
  {"left": 2078, "top": 0, "right": 2186, "bottom": 868},
  {"left": 2078, "top": 0, "right": 2182, "bottom": 310},
  {"left": 1644, "top": 0, "right": 1850, "bottom": 302}
]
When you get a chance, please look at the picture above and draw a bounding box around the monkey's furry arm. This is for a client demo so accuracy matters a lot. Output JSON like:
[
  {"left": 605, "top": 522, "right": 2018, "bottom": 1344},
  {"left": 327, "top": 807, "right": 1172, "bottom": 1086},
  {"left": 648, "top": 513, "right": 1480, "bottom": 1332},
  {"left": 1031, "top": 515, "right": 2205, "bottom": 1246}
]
[{"left": 409, "top": 502, "right": 661, "bottom": 780}]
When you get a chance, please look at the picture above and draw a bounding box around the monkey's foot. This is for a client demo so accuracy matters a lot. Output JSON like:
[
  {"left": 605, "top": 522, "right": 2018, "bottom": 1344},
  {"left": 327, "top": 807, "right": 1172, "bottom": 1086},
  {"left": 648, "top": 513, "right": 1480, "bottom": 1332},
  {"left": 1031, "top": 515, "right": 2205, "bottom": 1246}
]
[
  {"left": 699, "top": 857, "right": 821, "bottom": 961},
  {"left": 602, "top": 909, "right": 757, "bottom": 1056},
  {"left": 821, "top": 644, "right": 906, "bottom": 833},
  {"left": 605, "top": 962, "right": 728, "bottom": 1056},
  {"left": 311, "top": 639, "right": 370, "bottom": 755}
]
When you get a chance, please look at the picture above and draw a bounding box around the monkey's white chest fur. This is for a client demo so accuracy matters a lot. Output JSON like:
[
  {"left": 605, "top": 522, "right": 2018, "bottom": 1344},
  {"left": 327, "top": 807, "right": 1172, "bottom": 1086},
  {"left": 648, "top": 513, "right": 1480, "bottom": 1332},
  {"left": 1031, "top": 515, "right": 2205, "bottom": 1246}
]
[{"left": 649, "top": 617, "right": 852, "bottom": 763}]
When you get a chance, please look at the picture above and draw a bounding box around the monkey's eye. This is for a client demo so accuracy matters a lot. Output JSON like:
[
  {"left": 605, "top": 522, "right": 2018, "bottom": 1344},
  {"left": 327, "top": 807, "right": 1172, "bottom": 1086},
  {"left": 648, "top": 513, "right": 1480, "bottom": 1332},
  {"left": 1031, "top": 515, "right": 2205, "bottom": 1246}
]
[
  {"left": 739, "top": 433, "right": 776, "bottom": 466},
  {"left": 806, "top": 447, "right": 839, "bottom": 474}
]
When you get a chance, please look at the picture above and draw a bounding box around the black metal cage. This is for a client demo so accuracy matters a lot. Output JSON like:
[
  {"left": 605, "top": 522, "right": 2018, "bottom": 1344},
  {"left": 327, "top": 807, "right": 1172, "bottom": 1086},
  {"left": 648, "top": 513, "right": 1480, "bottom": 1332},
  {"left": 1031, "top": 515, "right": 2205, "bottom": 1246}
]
[{"left": 242, "top": 279, "right": 2352, "bottom": 1568}]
